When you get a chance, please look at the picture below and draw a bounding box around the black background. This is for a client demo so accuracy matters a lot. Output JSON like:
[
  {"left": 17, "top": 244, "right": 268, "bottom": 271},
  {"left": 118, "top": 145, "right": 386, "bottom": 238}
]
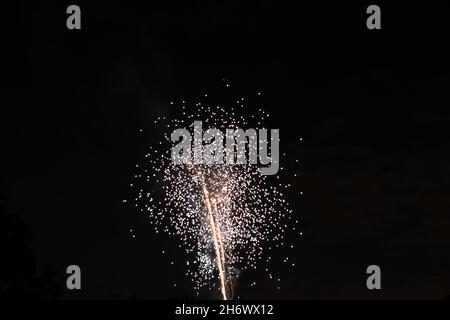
[{"left": 2, "top": 1, "right": 450, "bottom": 300}]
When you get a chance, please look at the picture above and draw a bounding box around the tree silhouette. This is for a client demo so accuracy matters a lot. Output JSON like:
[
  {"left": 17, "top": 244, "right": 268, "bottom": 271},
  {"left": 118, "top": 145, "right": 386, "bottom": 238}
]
[{"left": 0, "top": 180, "right": 62, "bottom": 299}]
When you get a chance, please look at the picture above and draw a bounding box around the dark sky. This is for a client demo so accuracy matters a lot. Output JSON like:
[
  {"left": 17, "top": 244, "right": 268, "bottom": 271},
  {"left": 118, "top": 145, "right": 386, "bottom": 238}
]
[{"left": 2, "top": 1, "right": 450, "bottom": 299}]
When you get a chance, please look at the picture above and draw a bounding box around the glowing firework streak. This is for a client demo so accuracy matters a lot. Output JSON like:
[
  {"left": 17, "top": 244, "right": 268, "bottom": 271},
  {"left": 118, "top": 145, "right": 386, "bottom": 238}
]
[
  {"left": 197, "top": 169, "right": 229, "bottom": 300},
  {"left": 212, "top": 200, "right": 228, "bottom": 290}
]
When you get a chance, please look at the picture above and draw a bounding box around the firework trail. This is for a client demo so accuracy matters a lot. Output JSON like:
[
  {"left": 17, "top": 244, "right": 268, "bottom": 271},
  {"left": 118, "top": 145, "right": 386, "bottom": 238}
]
[
  {"left": 200, "top": 176, "right": 228, "bottom": 299},
  {"left": 129, "top": 81, "right": 299, "bottom": 298}
]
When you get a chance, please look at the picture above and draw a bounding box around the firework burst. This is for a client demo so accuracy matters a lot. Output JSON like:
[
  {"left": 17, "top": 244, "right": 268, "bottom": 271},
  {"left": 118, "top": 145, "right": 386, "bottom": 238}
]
[{"left": 130, "top": 81, "right": 298, "bottom": 299}]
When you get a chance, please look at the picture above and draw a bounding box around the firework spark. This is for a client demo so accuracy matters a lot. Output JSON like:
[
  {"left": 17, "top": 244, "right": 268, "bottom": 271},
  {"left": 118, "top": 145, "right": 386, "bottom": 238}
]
[{"left": 130, "top": 82, "right": 297, "bottom": 299}]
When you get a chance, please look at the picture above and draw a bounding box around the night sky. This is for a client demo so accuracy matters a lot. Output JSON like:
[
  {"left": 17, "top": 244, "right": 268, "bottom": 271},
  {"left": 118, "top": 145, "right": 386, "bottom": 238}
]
[{"left": 2, "top": 1, "right": 450, "bottom": 299}]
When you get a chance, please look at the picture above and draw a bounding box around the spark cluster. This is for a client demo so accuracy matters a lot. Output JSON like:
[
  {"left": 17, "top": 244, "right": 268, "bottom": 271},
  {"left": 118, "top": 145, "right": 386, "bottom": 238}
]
[{"left": 129, "top": 82, "right": 299, "bottom": 298}]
